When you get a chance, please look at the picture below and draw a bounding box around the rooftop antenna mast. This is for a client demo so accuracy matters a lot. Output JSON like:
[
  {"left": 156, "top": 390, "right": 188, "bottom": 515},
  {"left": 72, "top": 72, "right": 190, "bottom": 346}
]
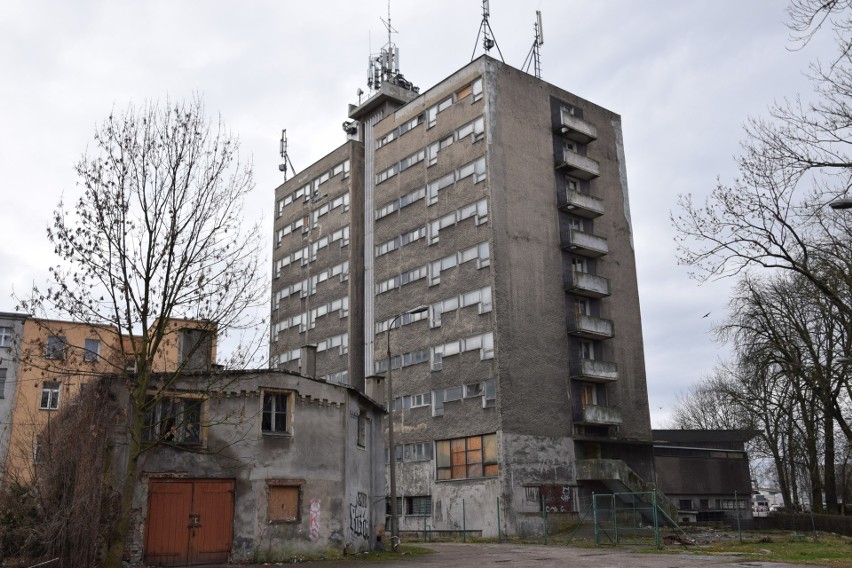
[
  {"left": 471, "top": 0, "right": 504, "bottom": 62},
  {"left": 522, "top": 11, "right": 544, "bottom": 79},
  {"left": 279, "top": 129, "right": 296, "bottom": 181},
  {"left": 366, "top": 1, "right": 419, "bottom": 94}
]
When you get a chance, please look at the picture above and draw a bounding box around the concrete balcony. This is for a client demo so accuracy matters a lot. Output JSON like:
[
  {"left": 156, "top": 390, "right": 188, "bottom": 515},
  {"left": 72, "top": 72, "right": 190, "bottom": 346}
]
[
  {"left": 569, "top": 314, "right": 614, "bottom": 340},
  {"left": 577, "top": 404, "right": 623, "bottom": 426},
  {"left": 556, "top": 112, "right": 598, "bottom": 144},
  {"left": 556, "top": 149, "right": 600, "bottom": 180},
  {"left": 559, "top": 189, "right": 604, "bottom": 218},
  {"left": 561, "top": 229, "right": 608, "bottom": 258},
  {"left": 565, "top": 271, "right": 610, "bottom": 298},
  {"left": 570, "top": 358, "right": 619, "bottom": 383}
]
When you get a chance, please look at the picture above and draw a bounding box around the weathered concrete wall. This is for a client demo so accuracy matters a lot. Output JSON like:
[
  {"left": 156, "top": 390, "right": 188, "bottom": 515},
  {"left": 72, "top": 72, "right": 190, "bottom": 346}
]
[
  {"left": 431, "top": 477, "right": 502, "bottom": 535},
  {"left": 500, "top": 433, "right": 576, "bottom": 534},
  {"left": 120, "top": 370, "right": 384, "bottom": 563},
  {"left": 271, "top": 143, "right": 358, "bottom": 383}
]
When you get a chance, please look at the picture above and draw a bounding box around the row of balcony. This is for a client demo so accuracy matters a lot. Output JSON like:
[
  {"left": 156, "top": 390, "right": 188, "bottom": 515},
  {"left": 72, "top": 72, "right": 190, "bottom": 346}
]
[
  {"left": 555, "top": 111, "right": 598, "bottom": 145},
  {"left": 575, "top": 403, "right": 622, "bottom": 426},
  {"left": 565, "top": 271, "right": 610, "bottom": 298},
  {"left": 556, "top": 112, "right": 623, "bottom": 431},
  {"left": 556, "top": 149, "right": 600, "bottom": 180},
  {"left": 558, "top": 189, "right": 604, "bottom": 219},
  {"left": 560, "top": 228, "right": 608, "bottom": 258}
]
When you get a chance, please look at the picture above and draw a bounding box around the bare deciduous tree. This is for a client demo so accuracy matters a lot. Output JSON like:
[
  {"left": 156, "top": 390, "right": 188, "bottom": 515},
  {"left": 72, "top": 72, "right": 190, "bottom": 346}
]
[
  {"left": 674, "top": 272, "right": 852, "bottom": 512},
  {"left": 16, "top": 97, "right": 267, "bottom": 566},
  {"left": 671, "top": 3, "right": 852, "bottom": 489}
]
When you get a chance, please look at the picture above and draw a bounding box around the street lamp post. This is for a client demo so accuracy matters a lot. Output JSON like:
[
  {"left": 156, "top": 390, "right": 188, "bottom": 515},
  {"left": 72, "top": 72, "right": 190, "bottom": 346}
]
[
  {"left": 829, "top": 198, "right": 852, "bottom": 210},
  {"left": 386, "top": 304, "right": 428, "bottom": 552}
]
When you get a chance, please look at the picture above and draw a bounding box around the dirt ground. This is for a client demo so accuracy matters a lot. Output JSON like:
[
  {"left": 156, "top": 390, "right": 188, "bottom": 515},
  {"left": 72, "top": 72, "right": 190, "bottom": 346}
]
[{"left": 218, "top": 541, "right": 823, "bottom": 568}]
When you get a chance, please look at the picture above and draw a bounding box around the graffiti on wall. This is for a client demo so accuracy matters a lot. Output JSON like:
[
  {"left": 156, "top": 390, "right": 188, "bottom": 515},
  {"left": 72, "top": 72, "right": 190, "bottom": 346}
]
[
  {"left": 541, "top": 485, "right": 575, "bottom": 513},
  {"left": 309, "top": 499, "right": 321, "bottom": 542},
  {"left": 349, "top": 492, "right": 370, "bottom": 538}
]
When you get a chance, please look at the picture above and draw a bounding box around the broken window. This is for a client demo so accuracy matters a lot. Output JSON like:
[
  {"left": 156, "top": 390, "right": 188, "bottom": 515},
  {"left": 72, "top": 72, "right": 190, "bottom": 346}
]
[
  {"left": 436, "top": 433, "right": 498, "bottom": 480},
  {"left": 144, "top": 395, "right": 203, "bottom": 445},
  {"left": 262, "top": 391, "right": 291, "bottom": 435},
  {"left": 357, "top": 413, "right": 368, "bottom": 448}
]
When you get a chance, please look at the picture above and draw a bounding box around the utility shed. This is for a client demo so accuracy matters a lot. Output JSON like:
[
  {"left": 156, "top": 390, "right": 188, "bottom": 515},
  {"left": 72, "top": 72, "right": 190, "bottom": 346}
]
[
  {"left": 652, "top": 429, "right": 756, "bottom": 527},
  {"left": 116, "top": 368, "right": 386, "bottom": 566}
]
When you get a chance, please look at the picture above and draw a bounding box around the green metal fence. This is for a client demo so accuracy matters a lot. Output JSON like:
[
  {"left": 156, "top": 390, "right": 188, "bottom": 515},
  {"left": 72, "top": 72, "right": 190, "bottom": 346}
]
[{"left": 592, "top": 491, "right": 663, "bottom": 547}]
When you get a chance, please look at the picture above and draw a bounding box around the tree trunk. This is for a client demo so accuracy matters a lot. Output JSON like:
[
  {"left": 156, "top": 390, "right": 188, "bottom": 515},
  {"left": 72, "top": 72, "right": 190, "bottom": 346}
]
[
  {"left": 104, "top": 385, "right": 146, "bottom": 568},
  {"left": 824, "top": 404, "right": 837, "bottom": 513}
]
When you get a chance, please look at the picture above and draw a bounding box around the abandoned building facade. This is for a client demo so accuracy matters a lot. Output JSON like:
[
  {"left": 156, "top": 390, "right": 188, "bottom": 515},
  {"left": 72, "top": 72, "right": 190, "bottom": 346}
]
[
  {"left": 1, "top": 312, "right": 386, "bottom": 564},
  {"left": 271, "top": 55, "right": 655, "bottom": 537},
  {"left": 119, "top": 363, "right": 386, "bottom": 565}
]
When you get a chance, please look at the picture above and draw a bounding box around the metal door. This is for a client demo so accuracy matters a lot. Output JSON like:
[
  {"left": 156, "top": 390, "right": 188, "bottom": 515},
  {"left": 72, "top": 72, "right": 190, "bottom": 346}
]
[{"left": 144, "top": 479, "right": 235, "bottom": 567}]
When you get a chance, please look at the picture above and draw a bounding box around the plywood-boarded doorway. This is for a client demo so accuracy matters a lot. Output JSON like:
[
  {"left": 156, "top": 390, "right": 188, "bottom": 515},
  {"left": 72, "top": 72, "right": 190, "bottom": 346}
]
[{"left": 144, "top": 479, "right": 235, "bottom": 566}]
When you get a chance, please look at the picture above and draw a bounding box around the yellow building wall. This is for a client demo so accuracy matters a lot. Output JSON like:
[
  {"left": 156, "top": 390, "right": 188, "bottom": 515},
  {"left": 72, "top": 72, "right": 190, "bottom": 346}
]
[
  {"left": 5, "top": 320, "right": 124, "bottom": 483},
  {"left": 4, "top": 317, "right": 217, "bottom": 483}
]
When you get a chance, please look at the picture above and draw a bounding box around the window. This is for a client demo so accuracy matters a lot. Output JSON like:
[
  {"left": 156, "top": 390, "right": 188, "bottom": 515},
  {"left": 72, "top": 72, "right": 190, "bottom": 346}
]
[
  {"left": 472, "top": 78, "right": 483, "bottom": 102},
  {"left": 568, "top": 216, "right": 584, "bottom": 232},
  {"left": 262, "top": 391, "right": 291, "bottom": 434},
  {"left": 357, "top": 414, "right": 368, "bottom": 448},
  {"left": 83, "top": 338, "right": 100, "bottom": 362},
  {"left": 580, "top": 382, "right": 597, "bottom": 409},
  {"left": 464, "top": 383, "right": 483, "bottom": 398},
  {"left": 483, "top": 378, "right": 496, "bottom": 408},
  {"left": 456, "top": 83, "right": 473, "bottom": 100},
  {"left": 403, "top": 442, "right": 433, "bottom": 462},
  {"left": 679, "top": 499, "right": 693, "bottom": 510},
  {"left": 580, "top": 340, "right": 595, "bottom": 360},
  {"left": 180, "top": 329, "right": 212, "bottom": 371},
  {"left": 268, "top": 483, "right": 302, "bottom": 522},
  {"left": 0, "top": 368, "right": 6, "bottom": 399},
  {"left": 45, "top": 335, "right": 66, "bottom": 360},
  {"left": 406, "top": 496, "right": 432, "bottom": 516},
  {"left": 566, "top": 176, "right": 580, "bottom": 192},
  {"left": 0, "top": 326, "right": 13, "bottom": 348},
  {"left": 144, "top": 395, "right": 203, "bottom": 445},
  {"left": 436, "top": 433, "right": 498, "bottom": 480},
  {"left": 40, "top": 381, "right": 60, "bottom": 410},
  {"left": 719, "top": 499, "right": 747, "bottom": 510}
]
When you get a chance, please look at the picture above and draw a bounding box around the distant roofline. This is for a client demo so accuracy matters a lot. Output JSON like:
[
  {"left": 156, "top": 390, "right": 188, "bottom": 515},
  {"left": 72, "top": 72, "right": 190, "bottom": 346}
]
[
  {"left": 652, "top": 429, "right": 759, "bottom": 444},
  {"left": 117, "top": 367, "right": 387, "bottom": 412},
  {"left": 0, "top": 312, "right": 29, "bottom": 320}
]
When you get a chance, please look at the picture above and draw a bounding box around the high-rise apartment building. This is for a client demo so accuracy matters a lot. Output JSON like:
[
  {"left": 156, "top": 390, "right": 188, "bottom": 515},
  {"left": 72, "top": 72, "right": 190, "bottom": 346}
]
[{"left": 271, "top": 54, "right": 655, "bottom": 536}]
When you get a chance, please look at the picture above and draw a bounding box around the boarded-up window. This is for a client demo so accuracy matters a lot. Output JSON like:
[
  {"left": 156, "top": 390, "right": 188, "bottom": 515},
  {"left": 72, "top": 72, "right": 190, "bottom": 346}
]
[
  {"left": 268, "top": 485, "right": 300, "bottom": 522},
  {"left": 456, "top": 84, "right": 473, "bottom": 100},
  {"left": 436, "top": 433, "right": 498, "bottom": 480}
]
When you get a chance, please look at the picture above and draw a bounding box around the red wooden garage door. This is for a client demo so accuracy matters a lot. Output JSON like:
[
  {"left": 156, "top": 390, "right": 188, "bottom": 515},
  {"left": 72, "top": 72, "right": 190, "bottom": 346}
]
[{"left": 144, "top": 479, "right": 235, "bottom": 567}]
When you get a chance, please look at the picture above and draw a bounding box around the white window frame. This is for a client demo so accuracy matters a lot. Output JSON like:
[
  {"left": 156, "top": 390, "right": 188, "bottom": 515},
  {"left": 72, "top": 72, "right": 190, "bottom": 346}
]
[
  {"left": 40, "top": 381, "right": 60, "bottom": 410},
  {"left": 0, "top": 326, "right": 13, "bottom": 348}
]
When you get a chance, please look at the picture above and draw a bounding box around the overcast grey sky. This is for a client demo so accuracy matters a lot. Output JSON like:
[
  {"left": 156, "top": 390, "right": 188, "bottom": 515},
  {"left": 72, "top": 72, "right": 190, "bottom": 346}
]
[{"left": 0, "top": 1, "right": 836, "bottom": 426}]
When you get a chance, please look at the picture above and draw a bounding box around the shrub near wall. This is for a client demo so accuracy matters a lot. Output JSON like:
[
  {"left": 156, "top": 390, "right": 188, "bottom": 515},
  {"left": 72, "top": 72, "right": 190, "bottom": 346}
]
[{"left": 753, "top": 512, "right": 852, "bottom": 536}]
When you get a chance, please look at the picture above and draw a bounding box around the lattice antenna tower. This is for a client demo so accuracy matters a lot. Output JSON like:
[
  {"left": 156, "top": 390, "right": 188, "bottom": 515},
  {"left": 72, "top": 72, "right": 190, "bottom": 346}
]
[
  {"left": 522, "top": 11, "right": 544, "bottom": 79},
  {"left": 470, "top": 0, "right": 505, "bottom": 62},
  {"left": 278, "top": 129, "right": 296, "bottom": 181},
  {"left": 367, "top": 1, "right": 419, "bottom": 94}
]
